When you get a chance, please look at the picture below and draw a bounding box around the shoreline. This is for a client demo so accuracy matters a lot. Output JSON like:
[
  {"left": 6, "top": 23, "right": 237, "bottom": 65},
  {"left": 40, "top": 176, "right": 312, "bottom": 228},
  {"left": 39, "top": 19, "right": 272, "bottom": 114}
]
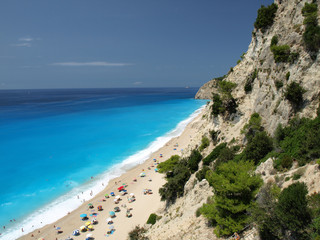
[{"left": 11, "top": 106, "right": 207, "bottom": 240}]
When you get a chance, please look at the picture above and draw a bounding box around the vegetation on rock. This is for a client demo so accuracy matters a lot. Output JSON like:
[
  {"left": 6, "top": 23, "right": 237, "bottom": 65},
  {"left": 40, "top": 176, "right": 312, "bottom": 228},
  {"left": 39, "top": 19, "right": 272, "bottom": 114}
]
[
  {"left": 285, "top": 82, "right": 305, "bottom": 109},
  {"left": 302, "top": 2, "right": 320, "bottom": 56},
  {"left": 199, "top": 135, "right": 210, "bottom": 152},
  {"left": 254, "top": 3, "right": 278, "bottom": 32},
  {"left": 244, "top": 69, "right": 258, "bottom": 93},
  {"left": 201, "top": 160, "right": 262, "bottom": 237}
]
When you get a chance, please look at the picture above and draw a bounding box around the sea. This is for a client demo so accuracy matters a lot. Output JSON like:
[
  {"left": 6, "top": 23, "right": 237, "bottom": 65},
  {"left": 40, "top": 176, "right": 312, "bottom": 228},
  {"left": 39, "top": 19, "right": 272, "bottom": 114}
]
[{"left": 0, "top": 87, "right": 206, "bottom": 240}]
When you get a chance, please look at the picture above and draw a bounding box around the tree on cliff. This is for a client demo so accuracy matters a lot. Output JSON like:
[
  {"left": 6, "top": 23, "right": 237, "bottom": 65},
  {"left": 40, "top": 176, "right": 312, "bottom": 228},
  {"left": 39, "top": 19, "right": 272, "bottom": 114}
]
[{"left": 200, "top": 160, "right": 262, "bottom": 237}]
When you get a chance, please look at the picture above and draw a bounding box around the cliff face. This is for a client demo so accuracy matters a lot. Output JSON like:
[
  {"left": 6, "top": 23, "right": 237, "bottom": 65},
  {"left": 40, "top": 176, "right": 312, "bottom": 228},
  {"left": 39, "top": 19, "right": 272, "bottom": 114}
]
[
  {"left": 196, "top": 0, "right": 320, "bottom": 136},
  {"left": 143, "top": 1, "right": 320, "bottom": 239}
]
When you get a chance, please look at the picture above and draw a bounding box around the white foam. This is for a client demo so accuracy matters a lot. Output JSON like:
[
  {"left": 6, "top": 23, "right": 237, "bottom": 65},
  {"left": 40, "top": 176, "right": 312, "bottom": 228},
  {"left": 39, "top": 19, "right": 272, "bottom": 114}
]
[{"left": 0, "top": 104, "right": 204, "bottom": 240}]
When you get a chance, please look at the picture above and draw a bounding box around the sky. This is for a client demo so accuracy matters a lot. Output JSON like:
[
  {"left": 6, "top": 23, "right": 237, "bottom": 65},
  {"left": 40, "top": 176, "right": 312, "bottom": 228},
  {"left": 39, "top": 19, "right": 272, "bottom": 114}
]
[{"left": 0, "top": 0, "right": 274, "bottom": 89}]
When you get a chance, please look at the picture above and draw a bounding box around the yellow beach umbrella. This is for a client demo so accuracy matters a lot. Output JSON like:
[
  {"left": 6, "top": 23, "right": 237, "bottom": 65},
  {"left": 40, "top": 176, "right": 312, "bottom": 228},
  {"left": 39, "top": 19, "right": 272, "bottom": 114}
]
[
  {"left": 87, "top": 225, "right": 94, "bottom": 230},
  {"left": 80, "top": 225, "right": 87, "bottom": 232},
  {"left": 85, "top": 221, "right": 91, "bottom": 226}
]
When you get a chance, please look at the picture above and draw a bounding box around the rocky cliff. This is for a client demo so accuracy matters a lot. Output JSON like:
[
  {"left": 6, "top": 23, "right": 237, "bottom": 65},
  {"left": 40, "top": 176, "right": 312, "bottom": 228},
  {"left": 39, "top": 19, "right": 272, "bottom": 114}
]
[
  {"left": 142, "top": 1, "right": 320, "bottom": 239},
  {"left": 196, "top": 0, "right": 320, "bottom": 136}
]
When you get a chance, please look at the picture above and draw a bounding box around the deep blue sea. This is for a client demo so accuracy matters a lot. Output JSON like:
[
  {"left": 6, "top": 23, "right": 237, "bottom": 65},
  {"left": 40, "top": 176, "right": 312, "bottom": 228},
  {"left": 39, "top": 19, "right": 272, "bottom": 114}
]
[{"left": 0, "top": 88, "right": 206, "bottom": 239}]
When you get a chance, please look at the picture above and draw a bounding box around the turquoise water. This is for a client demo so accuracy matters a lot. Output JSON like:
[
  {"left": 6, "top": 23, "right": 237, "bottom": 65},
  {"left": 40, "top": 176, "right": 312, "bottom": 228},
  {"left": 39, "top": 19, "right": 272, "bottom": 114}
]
[{"left": 0, "top": 88, "right": 206, "bottom": 239}]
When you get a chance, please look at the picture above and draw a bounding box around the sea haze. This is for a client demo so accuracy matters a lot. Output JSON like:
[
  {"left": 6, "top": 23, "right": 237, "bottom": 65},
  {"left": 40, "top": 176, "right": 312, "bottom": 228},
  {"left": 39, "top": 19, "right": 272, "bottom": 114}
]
[{"left": 0, "top": 88, "right": 206, "bottom": 239}]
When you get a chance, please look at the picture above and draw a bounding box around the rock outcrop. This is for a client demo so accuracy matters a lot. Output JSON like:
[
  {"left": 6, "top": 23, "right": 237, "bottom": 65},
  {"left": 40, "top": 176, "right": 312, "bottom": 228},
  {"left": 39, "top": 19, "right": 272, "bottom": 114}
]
[{"left": 145, "top": 176, "right": 217, "bottom": 240}]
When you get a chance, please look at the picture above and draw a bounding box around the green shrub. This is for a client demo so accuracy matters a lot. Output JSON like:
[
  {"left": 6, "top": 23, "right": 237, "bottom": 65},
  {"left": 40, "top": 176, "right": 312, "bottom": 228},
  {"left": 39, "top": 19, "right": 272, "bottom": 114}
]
[
  {"left": 157, "top": 155, "right": 180, "bottom": 173},
  {"left": 147, "top": 213, "right": 158, "bottom": 225},
  {"left": 302, "top": 2, "right": 320, "bottom": 55},
  {"left": 270, "top": 45, "right": 291, "bottom": 62},
  {"left": 199, "top": 136, "right": 210, "bottom": 152},
  {"left": 293, "top": 173, "right": 302, "bottom": 180},
  {"left": 254, "top": 3, "right": 278, "bottom": 32},
  {"left": 196, "top": 166, "right": 211, "bottom": 181},
  {"left": 209, "top": 129, "right": 219, "bottom": 143},
  {"left": 196, "top": 207, "right": 201, "bottom": 217},
  {"left": 201, "top": 160, "right": 263, "bottom": 237},
  {"left": 213, "top": 147, "right": 235, "bottom": 169},
  {"left": 276, "top": 182, "right": 311, "bottom": 238},
  {"left": 280, "top": 154, "right": 293, "bottom": 169},
  {"left": 187, "top": 149, "right": 202, "bottom": 173},
  {"left": 302, "top": 2, "right": 318, "bottom": 17},
  {"left": 277, "top": 117, "right": 320, "bottom": 165},
  {"left": 128, "top": 225, "right": 149, "bottom": 240},
  {"left": 285, "top": 176, "right": 291, "bottom": 181},
  {"left": 218, "top": 80, "right": 237, "bottom": 96},
  {"left": 275, "top": 80, "right": 283, "bottom": 90},
  {"left": 241, "top": 112, "right": 263, "bottom": 142},
  {"left": 244, "top": 131, "right": 273, "bottom": 165},
  {"left": 271, "top": 35, "right": 278, "bottom": 46},
  {"left": 288, "top": 52, "right": 299, "bottom": 64},
  {"left": 285, "top": 82, "right": 305, "bottom": 108},
  {"left": 203, "top": 143, "right": 227, "bottom": 165},
  {"left": 286, "top": 72, "right": 290, "bottom": 80},
  {"left": 211, "top": 93, "right": 224, "bottom": 116},
  {"left": 244, "top": 69, "right": 258, "bottom": 93},
  {"left": 159, "top": 161, "right": 191, "bottom": 204}
]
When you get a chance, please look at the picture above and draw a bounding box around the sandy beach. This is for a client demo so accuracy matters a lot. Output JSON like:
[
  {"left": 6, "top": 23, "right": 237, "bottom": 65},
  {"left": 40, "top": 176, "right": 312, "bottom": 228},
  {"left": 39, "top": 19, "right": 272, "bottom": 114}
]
[{"left": 18, "top": 107, "right": 206, "bottom": 240}]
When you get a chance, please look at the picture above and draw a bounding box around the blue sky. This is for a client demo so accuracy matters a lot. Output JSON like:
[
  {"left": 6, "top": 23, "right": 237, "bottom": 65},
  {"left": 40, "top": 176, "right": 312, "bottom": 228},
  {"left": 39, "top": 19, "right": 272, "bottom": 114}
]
[{"left": 0, "top": 0, "right": 274, "bottom": 89}]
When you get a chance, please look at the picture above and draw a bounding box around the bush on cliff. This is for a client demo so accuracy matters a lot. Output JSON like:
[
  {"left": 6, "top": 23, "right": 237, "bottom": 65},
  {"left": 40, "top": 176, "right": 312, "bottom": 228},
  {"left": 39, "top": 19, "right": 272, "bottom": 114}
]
[
  {"left": 302, "top": 2, "right": 320, "bottom": 55},
  {"left": 201, "top": 160, "right": 262, "bottom": 237},
  {"left": 157, "top": 155, "right": 180, "bottom": 173},
  {"left": 187, "top": 149, "right": 202, "bottom": 173},
  {"left": 254, "top": 3, "right": 278, "bottom": 32},
  {"left": 202, "top": 143, "right": 227, "bottom": 166},
  {"left": 159, "top": 160, "right": 191, "bottom": 204},
  {"left": 285, "top": 82, "right": 305, "bottom": 109}
]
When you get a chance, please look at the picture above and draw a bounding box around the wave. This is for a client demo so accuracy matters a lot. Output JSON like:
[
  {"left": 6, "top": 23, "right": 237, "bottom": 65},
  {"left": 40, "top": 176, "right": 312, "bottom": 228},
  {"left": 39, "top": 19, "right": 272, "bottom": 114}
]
[{"left": 0, "top": 104, "right": 204, "bottom": 240}]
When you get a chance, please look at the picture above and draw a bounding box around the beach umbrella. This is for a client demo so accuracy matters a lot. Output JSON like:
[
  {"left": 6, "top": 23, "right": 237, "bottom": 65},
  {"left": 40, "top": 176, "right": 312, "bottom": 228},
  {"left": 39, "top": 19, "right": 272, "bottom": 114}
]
[
  {"left": 80, "top": 214, "right": 87, "bottom": 218},
  {"left": 87, "top": 225, "right": 94, "bottom": 230},
  {"left": 73, "top": 230, "right": 79, "bottom": 236},
  {"left": 154, "top": 168, "right": 158, "bottom": 172},
  {"left": 105, "top": 193, "right": 109, "bottom": 198},
  {"left": 106, "top": 217, "right": 113, "bottom": 223},
  {"left": 110, "top": 192, "right": 115, "bottom": 196},
  {"left": 86, "top": 233, "right": 93, "bottom": 237},
  {"left": 109, "top": 225, "right": 114, "bottom": 230},
  {"left": 117, "top": 186, "right": 124, "bottom": 191},
  {"left": 80, "top": 225, "right": 86, "bottom": 232},
  {"left": 140, "top": 172, "right": 146, "bottom": 177},
  {"left": 130, "top": 193, "right": 135, "bottom": 196},
  {"left": 55, "top": 226, "right": 61, "bottom": 230},
  {"left": 97, "top": 205, "right": 102, "bottom": 211},
  {"left": 115, "top": 195, "right": 121, "bottom": 199},
  {"left": 85, "top": 221, "right": 91, "bottom": 226},
  {"left": 109, "top": 211, "right": 115, "bottom": 216}
]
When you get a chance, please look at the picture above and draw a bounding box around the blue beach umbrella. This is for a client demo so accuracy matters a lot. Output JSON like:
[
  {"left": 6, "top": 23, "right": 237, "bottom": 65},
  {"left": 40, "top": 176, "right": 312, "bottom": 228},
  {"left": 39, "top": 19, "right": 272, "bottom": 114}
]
[
  {"left": 110, "top": 192, "right": 115, "bottom": 196},
  {"left": 80, "top": 214, "right": 87, "bottom": 218},
  {"left": 109, "top": 211, "right": 115, "bottom": 217}
]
